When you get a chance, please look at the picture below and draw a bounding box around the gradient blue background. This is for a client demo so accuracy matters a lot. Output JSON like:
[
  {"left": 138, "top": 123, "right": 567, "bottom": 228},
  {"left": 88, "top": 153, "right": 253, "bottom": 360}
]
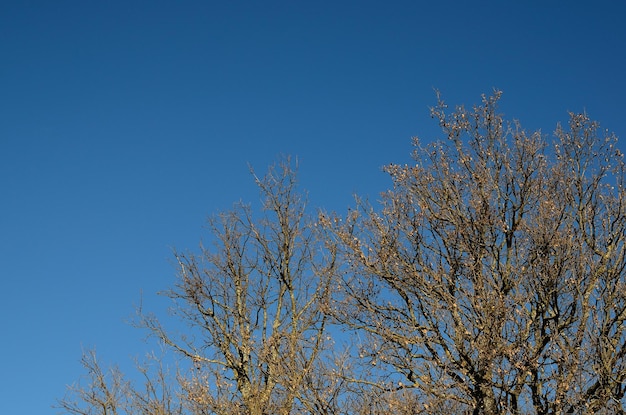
[{"left": 1, "top": 1, "right": 625, "bottom": 413}]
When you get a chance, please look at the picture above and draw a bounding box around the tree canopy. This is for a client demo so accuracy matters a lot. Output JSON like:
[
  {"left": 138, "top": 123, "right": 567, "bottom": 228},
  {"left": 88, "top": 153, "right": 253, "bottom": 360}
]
[{"left": 59, "top": 92, "right": 626, "bottom": 415}]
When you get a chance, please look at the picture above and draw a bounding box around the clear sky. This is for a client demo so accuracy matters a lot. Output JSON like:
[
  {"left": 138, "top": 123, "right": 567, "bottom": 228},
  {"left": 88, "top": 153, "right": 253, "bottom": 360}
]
[{"left": 1, "top": 1, "right": 625, "bottom": 413}]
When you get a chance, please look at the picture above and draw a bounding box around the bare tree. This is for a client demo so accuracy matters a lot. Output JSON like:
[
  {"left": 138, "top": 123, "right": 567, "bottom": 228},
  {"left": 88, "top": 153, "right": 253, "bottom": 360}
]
[
  {"left": 59, "top": 159, "right": 348, "bottom": 415},
  {"left": 58, "top": 350, "right": 130, "bottom": 415},
  {"left": 139, "top": 158, "right": 343, "bottom": 415},
  {"left": 325, "top": 92, "right": 626, "bottom": 414},
  {"left": 58, "top": 349, "right": 185, "bottom": 415}
]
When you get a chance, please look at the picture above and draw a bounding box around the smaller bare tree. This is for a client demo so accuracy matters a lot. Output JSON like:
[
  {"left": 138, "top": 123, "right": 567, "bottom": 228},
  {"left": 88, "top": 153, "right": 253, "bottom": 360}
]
[
  {"left": 139, "top": 158, "right": 343, "bottom": 415},
  {"left": 59, "top": 159, "right": 351, "bottom": 415},
  {"left": 58, "top": 350, "right": 130, "bottom": 415},
  {"left": 58, "top": 349, "right": 184, "bottom": 415}
]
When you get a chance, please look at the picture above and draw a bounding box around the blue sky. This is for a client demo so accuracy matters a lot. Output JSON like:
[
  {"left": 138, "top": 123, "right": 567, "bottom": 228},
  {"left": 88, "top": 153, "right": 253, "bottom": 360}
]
[{"left": 1, "top": 1, "right": 625, "bottom": 413}]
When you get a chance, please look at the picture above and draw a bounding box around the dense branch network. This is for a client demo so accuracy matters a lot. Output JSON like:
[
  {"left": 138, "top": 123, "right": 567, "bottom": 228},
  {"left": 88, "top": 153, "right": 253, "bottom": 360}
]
[{"left": 58, "top": 93, "right": 626, "bottom": 415}]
